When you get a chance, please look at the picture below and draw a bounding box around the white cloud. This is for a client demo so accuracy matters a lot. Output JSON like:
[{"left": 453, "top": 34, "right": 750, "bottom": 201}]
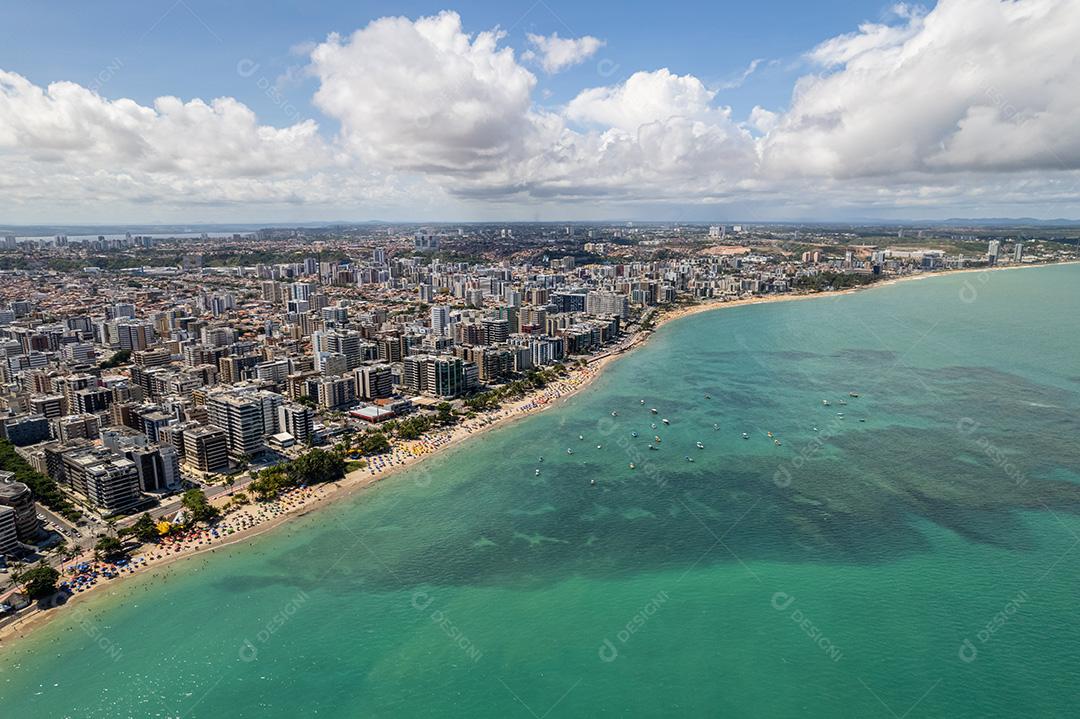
[
  {"left": 760, "top": 0, "right": 1080, "bottom": 179},
  {"left": 524, "top": 32, "right": 605, "bottom": 74},
  {"left": 5, "top": 2, "right": 1080, "bottom": 222},
  {"left": 566, "top": 69, "right": 719, "bottom": 132},
  {"left": 310, "top": 11, "right": 536, "bottom": 174}
]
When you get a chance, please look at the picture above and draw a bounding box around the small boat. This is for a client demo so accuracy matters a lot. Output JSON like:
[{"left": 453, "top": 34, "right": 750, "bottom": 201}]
[
  {"left": 654, "top": 436, "right": 662, "bottom": 443},
  {"left": 812, "top": 427, "right": 818, "bottom": 432},
  {"left": 838, "top": 399, "right": 847, "bottom": 406},
  {"left": 742, "top": 432, "right": 749, "bottom": 439},
  {"left": 567, "top": 448, "right": 574, "bottom": 455},
  {"left": 767, "top": 431, "right": 773, "bottom": 438},
  {"left": 538, "top": 456, "right": 544, "bottom": 462},
  {"left": 590, "top": 479, "right": 596, "bottom": 486},
  {"left": 611, "top": 411, "right": 618, "bottom": 417},
  {"left": 631, "top": 431, "right": 638, "bottom": 438},
  {"left": 640, "top": 399, "right": 645, "bottom": 404},
  {"left": 651, "top": 423, "right": 657, "bottom": 429},
  {"left": 650, "top": 408, "right": 658, "bottom": 414},
  {"left": 774, "top": 439, "right": 782, "bottom": 446},
  {"left": 705, "top": 394, "right": 711, "bottom": 399},
  {"left": 822, "top": 399, "right": 830, "bottom": 406},
  {"left": 596, "top": 444, "right": 602, "bottom": 449},
  {"left": 535, "top": 469, "right": 541, "bottom": 476},
  {"left": 849, "top": 392, "right": 859, "bottom": 398},
  {"left": 662, "top": 418, "right": 670, "bottom": 425},
  {"left": 859, "top": 418, "right": 866, "bottom": 423},
  {"left": 685, "top": 456, "right": 694, "bottom": 462},
  {"left": 629, "top": 463, "right": 635, "bottom": 469},
  {"left": 836, "top": 412, "right": 844, "bottom": 417},
  {"left": 579, "top": 435, "right": 584, "bottom": 440},
  {"left": 648, "top": 445, "right": 658, "bottom": 451},
  {"left": 696, "top": 442, "right": 704, "bottom": 449},
  {"left": 713, "top": 423, "right": 719, "bottom": 430}
]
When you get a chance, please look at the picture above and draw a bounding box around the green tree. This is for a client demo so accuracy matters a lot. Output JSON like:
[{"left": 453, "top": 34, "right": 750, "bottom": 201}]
[
  {"left": 13, "top": 562, "right": 60, "bottom": 599},
  {"left": 286, "top": 448, "right": 346, "bottom": 486},
  {"left": 94, "top": 536, "right": 125, "bottom": 560},
  {"left": 435, "top": 402, "right": 456, "bottom": 426},
  {"left": 360, "top": 432, "right": 391, "bottom": 455},
  {"left": 99, "top": 349, "right": 132, "bottom": 369},
  {"left": 132, "top": 512, "right": 159, "bottom": 543},
  {"left": 181, "top": 489, "right": 220, "bottom": 523}
]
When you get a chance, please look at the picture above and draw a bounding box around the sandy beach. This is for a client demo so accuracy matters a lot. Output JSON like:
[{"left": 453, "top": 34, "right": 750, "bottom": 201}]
[{"left": 0, "top": 259, "right": 1069, "bottom": 645}]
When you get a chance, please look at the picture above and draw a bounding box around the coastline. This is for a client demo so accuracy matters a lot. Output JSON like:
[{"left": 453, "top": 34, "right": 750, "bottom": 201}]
[{"left": 0, "top": 258, "right": 1072, "bottom": 647}]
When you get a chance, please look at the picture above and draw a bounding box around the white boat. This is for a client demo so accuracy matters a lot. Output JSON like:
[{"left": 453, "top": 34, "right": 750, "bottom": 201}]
[
  {"left": 567, "top": 448, "right": 574, "bottom": 455},
  {"left": 579, "top": 435, "right": 584, "bottom": 440},
  {"left": 742, "top": 433, "right": 749, "bottom": 439},
  {"left": 696, "top": 442, "right": 704, "bottom": 449},
  {"left": 538, "top": 456, "right": 544, "bottom": 462},
  {"left": 596, "top": 444, "right": 602, "bottom": 449},
  {"left": 535, "top": 469, "right": 541, "bottom": 476},
  {"left": 629, "top": 463, "right": 636, "bottom": 469},
  {"left": 651, "top": 423, "right": 657, "bottom": 429},
  {"left": 822, "top": 399, "right": 830, "bottom": 406},
  {"left": 590, "top": 479, "right": 596, "bottom": 486},
  {"left": 648, "top": 445, "right": 658, "bottom": 451},
  {"left": 640, "top": 399, "right": 645, "bottom": 404},
  {"left": 662, "top": 418, "right": 670, "bottom": 425},
  {"left": 650, "top": 408, "right": 658, "bottom": 414},
  {"left": 654, "top": 436, "right": 662, "bottom": 443},
  {"left": 631, "top": 431, "right": 638, "bottom": 438},
  {"left": 685, "top": 456, "right": 694, "bottom": 462},
  {"left": 611, "top": 411, "right": 618, "bottom": 417}
]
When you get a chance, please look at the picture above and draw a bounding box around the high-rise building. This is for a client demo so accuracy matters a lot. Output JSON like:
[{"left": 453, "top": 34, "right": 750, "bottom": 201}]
[
  {"left": 277, "top": 403, "right": 314, "bottom": 445},
  {"left": 987, "top": 240, "right": 1001, "bottom": 265},
  {"left": 0, "top": 473, "right": 41, "bottom": 540},
  {"left": 355, "top": 364, "right": 393, "bottom": 401},
  {"left": 183, "top": 425, "right": 229, "bottom": 473},
  {"left": 430, "top": 305, "right": 450, "bottom": 337},
  {"left": 207, "top": 392, "right": 269, "bottom": 460},
  {"left": 114, "top": 320, "right": 156, "bottom": 351},
  {"left": 316, "top": 376, "right": 355, "bottom": 410},
  {"left": 585, "top": 291, "right": 630, "bottom": 319},
  {"left": 0, "top": 505, "right": 18, "bottom": 556},
  {"left": 1013, "top": 242, "right": 1023, "bottom": 262}
]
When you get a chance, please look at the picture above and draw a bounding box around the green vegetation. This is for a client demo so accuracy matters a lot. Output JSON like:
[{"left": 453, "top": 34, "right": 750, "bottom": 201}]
[
  {"left": 130, "top": 512, "right": 159, "bottom": 543},
  {"left": 94, "top": 536, "right": 125, "bottom": 560},
  {"left": 0, "top": 439, "right": 80, "bottom": 521},
  {"left": 464, "top": 365, "right": 568, "bottom": 412},
  {"left": 12, "top": 562, "right": 61, "bottom": 599},
  {"left": 246, "top": 448, "right": 347, "bottom": 502},
  {"left": 181, "top": 489, "right": 220, "bottom": 524},
  {"left": 99, "top": 349, "right": 131, "bottom": 369},
  {"left": 794, "top": 271, "right": 883, "bottom": 291}
]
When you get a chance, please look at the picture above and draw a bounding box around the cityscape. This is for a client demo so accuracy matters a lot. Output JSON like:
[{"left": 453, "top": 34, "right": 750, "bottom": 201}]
[
  {"left": 3, "top": 1, "right": 1080, "bottom": 717},
  {"left": 0, "top": 222, "right": 1074, "bottom": 616}
]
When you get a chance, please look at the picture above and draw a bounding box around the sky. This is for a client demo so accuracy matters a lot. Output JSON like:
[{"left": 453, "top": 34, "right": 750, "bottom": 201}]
[{"left": 1, "top": 0, "right": 1079, "bottom": 224}]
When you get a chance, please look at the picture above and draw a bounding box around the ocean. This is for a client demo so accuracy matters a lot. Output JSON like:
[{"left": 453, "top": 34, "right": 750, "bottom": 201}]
[{"left": 2, "top": 263, "right": 1079, "bottom": 717}]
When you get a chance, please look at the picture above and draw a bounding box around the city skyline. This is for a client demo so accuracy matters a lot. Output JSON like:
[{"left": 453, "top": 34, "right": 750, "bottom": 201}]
[{"left": 3, "top": 0, "right": 1080, "bottom": 224}]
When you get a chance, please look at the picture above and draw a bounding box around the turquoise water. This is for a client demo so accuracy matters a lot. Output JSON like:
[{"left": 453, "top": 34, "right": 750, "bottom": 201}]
[{"left": 3, "top": 264, "right": 1080, "bottom": 717}]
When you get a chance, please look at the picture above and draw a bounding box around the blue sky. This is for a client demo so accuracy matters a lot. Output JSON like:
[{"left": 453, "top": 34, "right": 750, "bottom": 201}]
[
  {"left": 2, "top": 0, "right": 1079, "bottom": 223},
  {"left": 2, "top": 0, "right": 889, "bottom": 130}
]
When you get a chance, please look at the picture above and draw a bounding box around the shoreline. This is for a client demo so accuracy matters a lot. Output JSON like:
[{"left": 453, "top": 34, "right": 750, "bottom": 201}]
[{"left": 0, "top": 258, "right": 1072, "bottom": 646}]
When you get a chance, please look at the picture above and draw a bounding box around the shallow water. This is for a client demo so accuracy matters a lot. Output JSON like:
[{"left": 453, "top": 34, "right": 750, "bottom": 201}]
[{"left": 2, "top": 264, "right": 1079, "bottom": 717}]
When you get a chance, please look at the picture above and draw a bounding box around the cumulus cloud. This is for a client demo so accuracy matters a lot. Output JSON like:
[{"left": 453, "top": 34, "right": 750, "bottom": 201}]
[
  {"left": 759, "top": 0, "right": 1080, "bottom": 179},
  {"left": 310, "top": 10, "right": 536, "bottom": 173},
  {"left": 566, "top": 69, "right": 719, "bottom": 131},
  {"left": 4, "top": 1, "right": 1080, "bottom": 222},
  {"left": 523, "top": 32, "right": 604, "bottom": 74}
]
